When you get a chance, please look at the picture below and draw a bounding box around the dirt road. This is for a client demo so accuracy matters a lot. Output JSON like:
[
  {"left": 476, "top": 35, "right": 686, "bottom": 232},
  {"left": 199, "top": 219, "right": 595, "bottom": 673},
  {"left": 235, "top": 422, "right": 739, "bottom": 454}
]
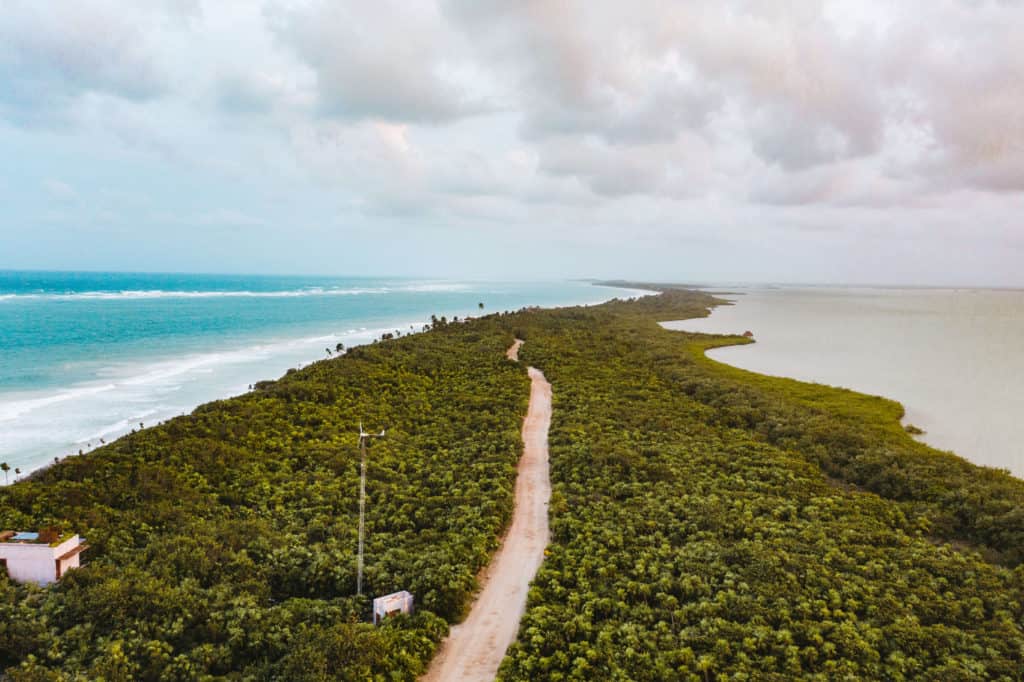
[
  {"left": 505, "top": 338, "right": 524, "bottom": 361},
  {"left": 421, "top": 341, "right": 551, "bottom": 682}
]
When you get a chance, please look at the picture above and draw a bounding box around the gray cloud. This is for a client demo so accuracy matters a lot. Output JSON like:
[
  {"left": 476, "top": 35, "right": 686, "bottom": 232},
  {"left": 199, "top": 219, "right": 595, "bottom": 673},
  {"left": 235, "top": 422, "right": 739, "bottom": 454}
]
[
  {"left": 447, "top": 0, "right": 1021, "bottom": 203},
  {"left": 903, "top": 5, "right": 1024, "bottom": 192},
  {"left": 438, "top": 0, "right": 892, "bottom": 198},
  {"left": 444, "top": 1, "right": 723, "bottom": 145},
  {"left": 0, "top": 1, "right": 172, "bottom": 126},
  {"left": 269, "top": 1, "right": 492, "bottom": 123}
]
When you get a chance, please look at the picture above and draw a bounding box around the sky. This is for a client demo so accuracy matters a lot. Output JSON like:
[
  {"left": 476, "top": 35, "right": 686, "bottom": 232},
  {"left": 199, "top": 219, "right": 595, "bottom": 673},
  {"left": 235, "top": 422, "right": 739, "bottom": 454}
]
[{"left": 1, "top": 0, "right": 1022, "bottom": 285}]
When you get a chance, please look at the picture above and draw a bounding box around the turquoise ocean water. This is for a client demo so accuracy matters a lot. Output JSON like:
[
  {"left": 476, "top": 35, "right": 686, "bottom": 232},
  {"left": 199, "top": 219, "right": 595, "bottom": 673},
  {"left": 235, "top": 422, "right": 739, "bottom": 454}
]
[{"left": 0, "top": 271, "right": 638, "bottom": 479}]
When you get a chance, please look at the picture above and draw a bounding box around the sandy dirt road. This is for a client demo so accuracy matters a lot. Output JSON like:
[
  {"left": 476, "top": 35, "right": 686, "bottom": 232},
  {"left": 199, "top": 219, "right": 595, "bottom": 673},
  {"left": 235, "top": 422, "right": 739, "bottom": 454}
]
[
  {"left": 505, "top": 339, "right": 524, "bottom": 361},
  {"left": 421, "top": 341, "right": 551, "bottom": 682}
]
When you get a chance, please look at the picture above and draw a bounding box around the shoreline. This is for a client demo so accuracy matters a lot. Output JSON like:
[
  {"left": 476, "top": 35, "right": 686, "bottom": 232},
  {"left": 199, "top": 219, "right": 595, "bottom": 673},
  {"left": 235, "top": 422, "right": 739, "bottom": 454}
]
[
  {"left": 5, "top": 285, "right": 1024, "bottom": 677},
  {"left": 659, "top": 288, "right": 1024, "bottom": 479},
  {"left": 1, "top": 319, "right": 428, "bottom": 482},
  {"left": 0, "top": 283, "right": 639, "bottom": 483}
]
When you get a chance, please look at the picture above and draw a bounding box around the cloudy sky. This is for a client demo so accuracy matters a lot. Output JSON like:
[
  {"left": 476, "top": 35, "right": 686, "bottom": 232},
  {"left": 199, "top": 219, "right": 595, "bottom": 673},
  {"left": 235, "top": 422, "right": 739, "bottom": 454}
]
[{"left": 1, "top": 0, "right": 1022, "bottom": 284}]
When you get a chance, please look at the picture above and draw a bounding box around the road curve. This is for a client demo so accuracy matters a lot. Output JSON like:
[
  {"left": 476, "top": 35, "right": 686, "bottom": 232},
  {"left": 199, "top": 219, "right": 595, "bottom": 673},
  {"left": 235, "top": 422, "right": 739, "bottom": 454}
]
[
  {"left": 421, "top": 341, "right": 551, "bottom": 682},
  {"left": 505, "top": 338, "right": 524, "bottom": 362}
]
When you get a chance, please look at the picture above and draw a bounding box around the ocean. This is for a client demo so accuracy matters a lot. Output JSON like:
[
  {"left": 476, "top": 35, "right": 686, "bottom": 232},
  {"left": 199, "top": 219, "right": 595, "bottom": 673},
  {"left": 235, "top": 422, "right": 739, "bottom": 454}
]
[
  {"left": 663, "top": 286, "right": 1024, "bottom": 479},
  {"left": 0, "top": 271, "right": 638, "bottom": 479}
]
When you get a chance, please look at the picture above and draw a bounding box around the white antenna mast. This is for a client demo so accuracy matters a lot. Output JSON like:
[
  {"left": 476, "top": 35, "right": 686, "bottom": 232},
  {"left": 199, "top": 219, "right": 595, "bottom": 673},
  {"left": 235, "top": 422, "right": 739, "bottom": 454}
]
[{"left": 356, "top": 422, "right": 385, "bottom": 596}]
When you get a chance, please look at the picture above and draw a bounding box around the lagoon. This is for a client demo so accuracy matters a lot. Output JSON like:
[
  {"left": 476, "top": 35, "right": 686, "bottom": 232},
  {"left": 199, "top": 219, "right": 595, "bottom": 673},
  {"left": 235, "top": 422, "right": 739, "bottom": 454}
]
[{"left": 663, "top": 286, "right": 1024, "bottom": 478}]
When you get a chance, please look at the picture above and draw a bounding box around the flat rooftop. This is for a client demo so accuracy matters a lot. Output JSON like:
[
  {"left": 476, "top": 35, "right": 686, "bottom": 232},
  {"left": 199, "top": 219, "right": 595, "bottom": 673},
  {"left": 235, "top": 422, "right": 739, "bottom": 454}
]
[{"left": 0, "top": 530, "right": 73, "bottom": 545}]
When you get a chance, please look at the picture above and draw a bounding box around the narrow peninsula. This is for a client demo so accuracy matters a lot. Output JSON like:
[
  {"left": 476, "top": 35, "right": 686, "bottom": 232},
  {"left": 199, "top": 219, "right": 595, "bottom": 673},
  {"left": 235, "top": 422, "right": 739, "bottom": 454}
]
[{"left": 2, "top": 287, "right": 1023, "bottom": 680}]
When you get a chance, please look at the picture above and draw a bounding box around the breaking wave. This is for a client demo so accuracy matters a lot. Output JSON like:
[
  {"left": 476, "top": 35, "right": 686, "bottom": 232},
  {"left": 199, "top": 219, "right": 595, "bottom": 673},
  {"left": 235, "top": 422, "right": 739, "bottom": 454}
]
[{"left": 0, "top": 282, "right": 471, "bottom": 302}]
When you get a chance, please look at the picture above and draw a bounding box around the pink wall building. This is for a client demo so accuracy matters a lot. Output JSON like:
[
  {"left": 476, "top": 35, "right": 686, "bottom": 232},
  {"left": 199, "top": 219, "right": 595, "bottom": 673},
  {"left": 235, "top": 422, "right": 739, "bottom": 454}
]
[{"left": 0, "top": 531, "right": 88, "bottom": 585}]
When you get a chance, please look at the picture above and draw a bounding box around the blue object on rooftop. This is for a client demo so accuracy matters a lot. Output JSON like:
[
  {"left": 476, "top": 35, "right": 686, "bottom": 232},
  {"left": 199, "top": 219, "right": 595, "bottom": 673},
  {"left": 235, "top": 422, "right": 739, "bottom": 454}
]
[{"left": 12, "top": 532, "right": 39, "bottom": 541}]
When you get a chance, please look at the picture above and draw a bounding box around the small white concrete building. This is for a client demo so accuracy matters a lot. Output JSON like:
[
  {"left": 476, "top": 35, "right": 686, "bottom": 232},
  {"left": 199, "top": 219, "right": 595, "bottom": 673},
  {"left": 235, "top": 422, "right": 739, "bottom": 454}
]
[
  {"left": 373, "top": 590, "right": 414, "bottom": 625},
  {"left": 0, "top": 531, "right": 88, "bottom": 585}
]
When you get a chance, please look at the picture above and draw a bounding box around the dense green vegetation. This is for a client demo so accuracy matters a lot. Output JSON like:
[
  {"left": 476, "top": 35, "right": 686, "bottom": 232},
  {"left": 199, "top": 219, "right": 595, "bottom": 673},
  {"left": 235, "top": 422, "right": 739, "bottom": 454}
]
[
  {"left": 3, "top": 285, "right": 1024, "bottom": 680},
  {"left": 0, "top": 319, "right": 529, "bottom": 680},
  {"left": 497, "top": 288, "right": 1024, "bottom": 680}
]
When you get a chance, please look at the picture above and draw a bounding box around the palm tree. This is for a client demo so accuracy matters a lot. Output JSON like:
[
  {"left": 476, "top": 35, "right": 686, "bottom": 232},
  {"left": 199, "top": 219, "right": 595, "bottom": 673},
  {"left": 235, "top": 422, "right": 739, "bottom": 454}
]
[
  {"left": 478, "top": 302, "right": 484, "bottom": 310},
  {"left": 335, "top": 342, "right": 345, "bottom": 353},
  {"left": 14, "top": 468, "right": 20, "bottom": 480},
  {"left": 1, "top": 462, "right": 9, "bottom": 484}
]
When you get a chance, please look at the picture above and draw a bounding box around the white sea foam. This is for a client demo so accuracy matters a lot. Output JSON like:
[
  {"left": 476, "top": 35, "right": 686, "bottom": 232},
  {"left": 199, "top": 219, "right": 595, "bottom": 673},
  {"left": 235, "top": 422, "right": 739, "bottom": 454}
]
[
  {"left": 0, "top": 279, "right": 638, "bottom": 480},
  {"left": 0, "top": 282, "right": 473, "bottom": 302},
  {"left": 0, "top": 321, "right": 439, "bottom": 479},
  {"left": 401, "top": 282, "right": 470, "bottom": 293},
  {"left": 0, "top": 287, "right": 388, "bottom": 301},
  {"left": 79, "top": 409, "right": 162, "bottom": 443},
  {"left": 0, "top": 321, "right": 424, "bottom": 427},
  {"left": 115, "top": 348, "right": 271, "bottom": 387},
  {"left": 0, "top": 384, "right": 117, "bottom": 423}
]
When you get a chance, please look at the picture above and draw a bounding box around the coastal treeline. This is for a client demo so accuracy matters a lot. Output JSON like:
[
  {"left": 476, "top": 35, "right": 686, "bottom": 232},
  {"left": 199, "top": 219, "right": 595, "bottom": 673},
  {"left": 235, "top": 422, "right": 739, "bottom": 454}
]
[
  {"left": 2, "top": 287, "right": 1024, "bottom": 679},
  {"left": 498, "top": 288, "right": 1024, "bottom": 680},
  {"left": 0, "top": 319, "right": 530, "bottom": 680}
]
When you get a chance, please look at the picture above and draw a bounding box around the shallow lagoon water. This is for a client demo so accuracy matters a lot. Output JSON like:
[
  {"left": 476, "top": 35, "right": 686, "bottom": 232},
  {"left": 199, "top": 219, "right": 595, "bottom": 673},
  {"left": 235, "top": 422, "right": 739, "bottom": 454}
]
[{"left": 663, "top": 287, "right": 1024, "bottom": 479}]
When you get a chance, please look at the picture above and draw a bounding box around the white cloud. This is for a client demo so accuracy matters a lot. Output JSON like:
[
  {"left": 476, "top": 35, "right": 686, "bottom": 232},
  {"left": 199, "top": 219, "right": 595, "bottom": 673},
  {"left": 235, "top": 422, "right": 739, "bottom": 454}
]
[{"left": 2, "top": 0, "right": 1023, "bottom": 283}]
